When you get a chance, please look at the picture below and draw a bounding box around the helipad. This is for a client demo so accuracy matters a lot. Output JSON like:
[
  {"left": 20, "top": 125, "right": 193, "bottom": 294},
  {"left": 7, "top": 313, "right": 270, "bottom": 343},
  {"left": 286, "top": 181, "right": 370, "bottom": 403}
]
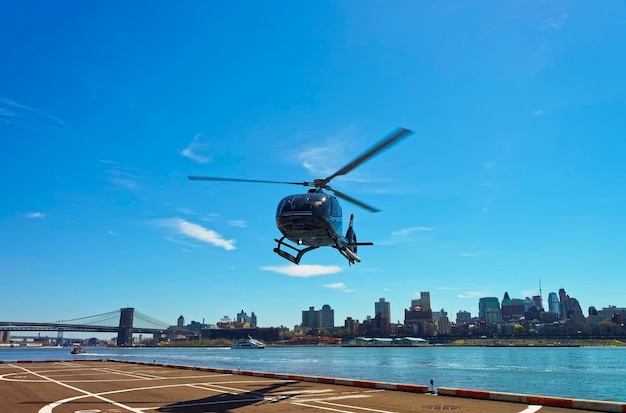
[{"left": 0, "top": 360, "right": 622, "bottom": 413}]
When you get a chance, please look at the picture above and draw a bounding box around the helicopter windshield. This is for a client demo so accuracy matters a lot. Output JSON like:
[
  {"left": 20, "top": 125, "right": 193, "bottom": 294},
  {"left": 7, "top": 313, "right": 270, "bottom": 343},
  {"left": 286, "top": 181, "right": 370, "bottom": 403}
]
[{"left": 277, "top": 194, "right": 330, "bottom": 215}]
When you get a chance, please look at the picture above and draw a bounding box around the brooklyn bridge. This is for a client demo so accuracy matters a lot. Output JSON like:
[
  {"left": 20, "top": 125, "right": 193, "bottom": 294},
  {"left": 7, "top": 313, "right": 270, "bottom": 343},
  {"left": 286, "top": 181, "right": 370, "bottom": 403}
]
[{"left": 0, "top": 308, "right": 191, "bottom": 346}]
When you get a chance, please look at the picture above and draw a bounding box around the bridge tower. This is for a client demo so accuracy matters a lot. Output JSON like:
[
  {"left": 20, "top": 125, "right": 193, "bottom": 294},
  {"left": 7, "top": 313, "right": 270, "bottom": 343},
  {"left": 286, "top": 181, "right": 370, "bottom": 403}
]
[{"left": 117, "top": 307, "right": 134, "bottom": 346}]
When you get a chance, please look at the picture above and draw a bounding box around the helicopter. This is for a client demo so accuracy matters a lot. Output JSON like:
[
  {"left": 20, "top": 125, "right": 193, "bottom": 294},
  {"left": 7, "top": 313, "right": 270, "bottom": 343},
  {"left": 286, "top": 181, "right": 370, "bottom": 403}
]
[{"left": 188, "top": 127, "right": 413, "bottom": 265}]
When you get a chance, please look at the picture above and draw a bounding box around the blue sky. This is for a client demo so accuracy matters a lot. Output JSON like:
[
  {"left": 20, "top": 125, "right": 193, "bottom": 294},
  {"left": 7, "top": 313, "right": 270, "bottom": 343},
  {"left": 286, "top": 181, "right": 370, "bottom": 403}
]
[{"left": 2, "top": 1, "right": 625, "bottom": 331}]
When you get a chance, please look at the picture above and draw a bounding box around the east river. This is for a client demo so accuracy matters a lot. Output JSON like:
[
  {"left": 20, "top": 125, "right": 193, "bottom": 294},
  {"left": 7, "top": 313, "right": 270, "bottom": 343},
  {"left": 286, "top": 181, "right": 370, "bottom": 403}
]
[{"left": 1, "top": 345, "right": 625, "bottom": 402}]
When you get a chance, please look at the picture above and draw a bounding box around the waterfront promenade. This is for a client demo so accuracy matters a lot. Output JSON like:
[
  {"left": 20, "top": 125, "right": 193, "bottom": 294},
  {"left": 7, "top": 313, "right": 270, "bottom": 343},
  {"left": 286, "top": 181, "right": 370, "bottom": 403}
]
[{"left": 2, "top": 359, "right": 626, "bottom": 413}]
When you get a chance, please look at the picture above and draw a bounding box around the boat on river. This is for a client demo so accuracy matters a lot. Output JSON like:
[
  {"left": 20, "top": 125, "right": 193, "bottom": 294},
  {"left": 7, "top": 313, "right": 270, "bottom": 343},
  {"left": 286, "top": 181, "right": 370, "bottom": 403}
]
[
  {"left": 231, "top": 336, "right": 265, "bottom": 349},
  {"left": 71, "top": 345, "right": 86, "bottom": 354}
]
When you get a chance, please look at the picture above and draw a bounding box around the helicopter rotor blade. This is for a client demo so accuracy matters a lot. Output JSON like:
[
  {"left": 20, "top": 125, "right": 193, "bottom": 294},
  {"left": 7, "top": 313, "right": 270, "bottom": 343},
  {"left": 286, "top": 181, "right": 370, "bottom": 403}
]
[
  {"left": 330, "top": 187, "right": 380, "bottom": 213},
  {"left": 188, "top": 176, "right": 313, "bottom": 187},
  {"left": 321, "top": 127, "right": 413, "bottom": 186}
]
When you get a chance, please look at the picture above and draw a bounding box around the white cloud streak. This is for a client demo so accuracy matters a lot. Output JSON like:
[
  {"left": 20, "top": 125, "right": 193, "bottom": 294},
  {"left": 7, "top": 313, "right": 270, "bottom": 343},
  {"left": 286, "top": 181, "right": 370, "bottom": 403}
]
[
  {"left": 323, "top": 282, "right": 354, "bottom": 292},
  {"left": 0, "top": 97, "right": 67, "bottom": 129},
  {"left": 181, "top": 133, "right": 212, "bottom": 164},
  {"left": 159, "top": 218, "right": 235, "bottom": 250},
  {"left": 261, "top": 264, "right": 342, "bottom": 278},
  {"left": 228, "top": 219, "right": 247, "bottom": 228},
  {"left": 377, "top": 226, "right": 434, "bottom": 246},
  {"left": 391, "top": 226, "right": 433, "bottom": 237},
  {"left": 542, "top": 13, "right": 567, "bottom": 30},
  {"left": 23, "top": 212, "right": 46, "bottom": 219},
  {"left": 99, "top": 160, "right": 148, "bottom": 191},
  {"left": 457, "top": 290, "right": 488, "bottom": 299}
]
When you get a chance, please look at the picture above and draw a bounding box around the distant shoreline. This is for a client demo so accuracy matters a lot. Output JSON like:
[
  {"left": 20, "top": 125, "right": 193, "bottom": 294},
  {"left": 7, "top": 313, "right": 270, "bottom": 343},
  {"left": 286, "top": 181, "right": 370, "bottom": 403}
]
[{"left": 130, "top": 338, "right": 626, "bottom": 348}]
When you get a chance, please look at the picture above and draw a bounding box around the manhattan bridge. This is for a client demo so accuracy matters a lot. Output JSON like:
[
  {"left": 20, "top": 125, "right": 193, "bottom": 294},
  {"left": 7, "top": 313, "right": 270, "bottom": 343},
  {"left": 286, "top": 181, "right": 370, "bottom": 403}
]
[{"left": 0, "top": 308, "right": 191, "bottom": 346}]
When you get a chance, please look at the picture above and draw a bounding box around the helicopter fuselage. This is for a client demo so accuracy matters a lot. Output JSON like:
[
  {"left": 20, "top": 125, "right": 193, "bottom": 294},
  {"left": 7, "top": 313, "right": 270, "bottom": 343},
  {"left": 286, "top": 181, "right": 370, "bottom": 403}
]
[{"left": 275, "top": 191, "right": 342, "bottom": 247}]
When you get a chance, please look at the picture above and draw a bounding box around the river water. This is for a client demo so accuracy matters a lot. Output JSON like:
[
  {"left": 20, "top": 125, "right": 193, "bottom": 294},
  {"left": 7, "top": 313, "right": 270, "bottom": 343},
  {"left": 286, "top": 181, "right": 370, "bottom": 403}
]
[{"left": 2, "top": 345, "right": 625, "bottom": 402}]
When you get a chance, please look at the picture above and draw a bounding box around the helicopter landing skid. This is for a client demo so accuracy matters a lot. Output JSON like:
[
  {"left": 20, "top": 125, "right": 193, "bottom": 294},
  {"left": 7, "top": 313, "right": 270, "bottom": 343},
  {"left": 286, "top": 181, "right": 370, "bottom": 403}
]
[{"left": 273, "top": 237, "right": 319, "bottom": 265}]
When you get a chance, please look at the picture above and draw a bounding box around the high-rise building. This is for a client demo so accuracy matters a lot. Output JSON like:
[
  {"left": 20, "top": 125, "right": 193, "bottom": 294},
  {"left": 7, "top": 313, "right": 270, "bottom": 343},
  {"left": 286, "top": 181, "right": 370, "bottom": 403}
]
[
  {"left": 478, "top": 297, "right": 500, "bottom": 319},
  {"left": 250, "top": 312, "right": 257, "bottom": 327},
  {"left": 456, "top": 310, "right": 471, "bottom": 324},
  {"left": 236, "top": 310, "right": 252, "bottom": 324},
  {"left": 302, "top": 305, "right": 335, "bottom": 329},
  {"left": 501, "top": 292, "right": 525, "bottom": 320},
  {"left": 375, "top": 298, "right": 391, "bottom": 323},
  {"left": 411, "top": 292, "right": 431, "bottom": 311},
  {"left": 548, "top": 292, "right": 560, "bottom": 316},
  {"left": 344, "top": 317, "right": 359, "bottom": 336},
  {"left": 405, "top": 293, "right": 435, "bottom": 336},
  {"left": 320, "top": 304, "right": 334, "bottom": 328},
  {"left": 177, "top": 315, "right": 185, "bottom": 328},
  {"left": 558, "top": 288, "right": 570, "bottom": 320},
  {"left": 302, "top": 306, "right": 321, "bottom": 328}
]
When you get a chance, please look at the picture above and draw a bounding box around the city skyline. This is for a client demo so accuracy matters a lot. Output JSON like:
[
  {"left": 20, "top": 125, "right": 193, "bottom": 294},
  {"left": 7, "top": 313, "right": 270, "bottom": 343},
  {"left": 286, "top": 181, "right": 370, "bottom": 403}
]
[
  {"left": 3, "top": 285, "right": 623, "bottom": 342},
  {"left": 140, "top": 285, "right": 625, "bottom": 329},
  {"left": 2, "top": 2, "right": 626, "bottom": 330}
]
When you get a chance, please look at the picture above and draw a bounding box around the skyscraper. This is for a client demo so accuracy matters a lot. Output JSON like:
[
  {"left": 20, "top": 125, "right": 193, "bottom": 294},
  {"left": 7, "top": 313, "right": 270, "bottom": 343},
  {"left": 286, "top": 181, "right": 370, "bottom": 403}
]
[
  {"left": 478, "top": 297, "right": 500, "bottom": 318},
  {"left": 320, "top": 304, "right": 334, "bottom": 328},
  {"left": 548, "top": 292, "right": 560, "bottom": 316},
  {"left": 411, "top": 292, "right": 431, "bottom": 311},
  {"left": 302, "top": 306, "right": 321, "bottom": 328},
  {"left": 375, "top": 298, "right": 391, "bottom": 322},
  {"left": 456, "top": 310, "right": 471, "bottom": 324}
]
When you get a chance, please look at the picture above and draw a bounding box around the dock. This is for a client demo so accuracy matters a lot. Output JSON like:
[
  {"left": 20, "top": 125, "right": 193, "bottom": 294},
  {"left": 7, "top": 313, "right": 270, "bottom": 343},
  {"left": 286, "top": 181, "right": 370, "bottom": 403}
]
[{"left": 1, "top": 359, "right": 625, "bottom": 412}]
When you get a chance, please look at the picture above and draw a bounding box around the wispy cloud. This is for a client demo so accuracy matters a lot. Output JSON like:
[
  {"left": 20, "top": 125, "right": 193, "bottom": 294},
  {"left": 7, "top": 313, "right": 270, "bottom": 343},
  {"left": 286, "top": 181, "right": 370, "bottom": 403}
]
[
  {"left": 0, "top": 97, "right": 67, "bottom": 130},
  {"left": 228, "top": 219, "right": 247, "bottom": 228},
  {"left": 460, "top": 252, "right": 480, "bottom": 257},
  {"left": 391, "top": 226, "right": 433, "bottom": 237},
  {"left": 177, "top": 207, "right": 195, "bottom": 215},
  {"left": 533, "top": 109, "right": 545, "bottom": 117},
  {"left": 294, "top": 126, "right": 373, "bottom": 182},
  {"left": 457, "top": 290, "right": 488, "bottom": 299},
  {"left": 541, "top": 13, "right": 567, "bottom": 30},
  {"left": 261, "top": 264, "right": 342, "bottom": 278},
  {"left": 297, "top": 143, "right": 349, "bottom": 177},
  {"left": 99, "top": 160, "right": 146, "bottom": 191},
  {"left": 323, "top": 282, "right": 354, "bottom": 292},
  {"left": 437, "top": 286, "right": 491, "bottom": 299},
  {"left": 105, "top": 169, "right": 142, "bottom": 191},
  {"left": 379, "top": 226, "right": 434, "bottom": 245},
  {"left": 23, "top": 212, "right": 46, "bottom": 219},
  {"left": 181, "top": 133, "right": 212, "bottom": 164},
  {"left": 158, "top": 218, "right": 236, "bottom": 250}
]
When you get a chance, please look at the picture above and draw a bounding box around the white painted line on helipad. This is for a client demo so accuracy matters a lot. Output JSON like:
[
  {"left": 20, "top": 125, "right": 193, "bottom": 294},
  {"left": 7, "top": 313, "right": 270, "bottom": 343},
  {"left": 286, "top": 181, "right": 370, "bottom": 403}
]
[
  {"left": 519, "top": 406, "right": 543, "bottom": 413},
  {"left": 10, "top": 364, "right": 144, "bottom": 413}
]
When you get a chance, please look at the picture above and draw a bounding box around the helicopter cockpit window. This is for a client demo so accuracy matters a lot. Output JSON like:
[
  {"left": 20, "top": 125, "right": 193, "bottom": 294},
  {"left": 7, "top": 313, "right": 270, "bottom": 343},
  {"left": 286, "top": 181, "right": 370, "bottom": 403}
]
[
  {"left": 279, "top": 196, "right": 314, "bottom": 213},
  {"left": 329, "top": 197, "right": 341, "bottom": 217},
  {"left": 277, "top": 194, "right": 331, "bottom": 214}
]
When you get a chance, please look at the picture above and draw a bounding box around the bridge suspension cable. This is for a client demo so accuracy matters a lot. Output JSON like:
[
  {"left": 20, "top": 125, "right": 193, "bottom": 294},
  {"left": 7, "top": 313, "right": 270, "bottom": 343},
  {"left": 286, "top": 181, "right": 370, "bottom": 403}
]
[
  {"left": 134, "top": 310, "right": 172, "bottom": 329},
  {"left": 54, "top": 310, "right": 121, "bottom": 326}
]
